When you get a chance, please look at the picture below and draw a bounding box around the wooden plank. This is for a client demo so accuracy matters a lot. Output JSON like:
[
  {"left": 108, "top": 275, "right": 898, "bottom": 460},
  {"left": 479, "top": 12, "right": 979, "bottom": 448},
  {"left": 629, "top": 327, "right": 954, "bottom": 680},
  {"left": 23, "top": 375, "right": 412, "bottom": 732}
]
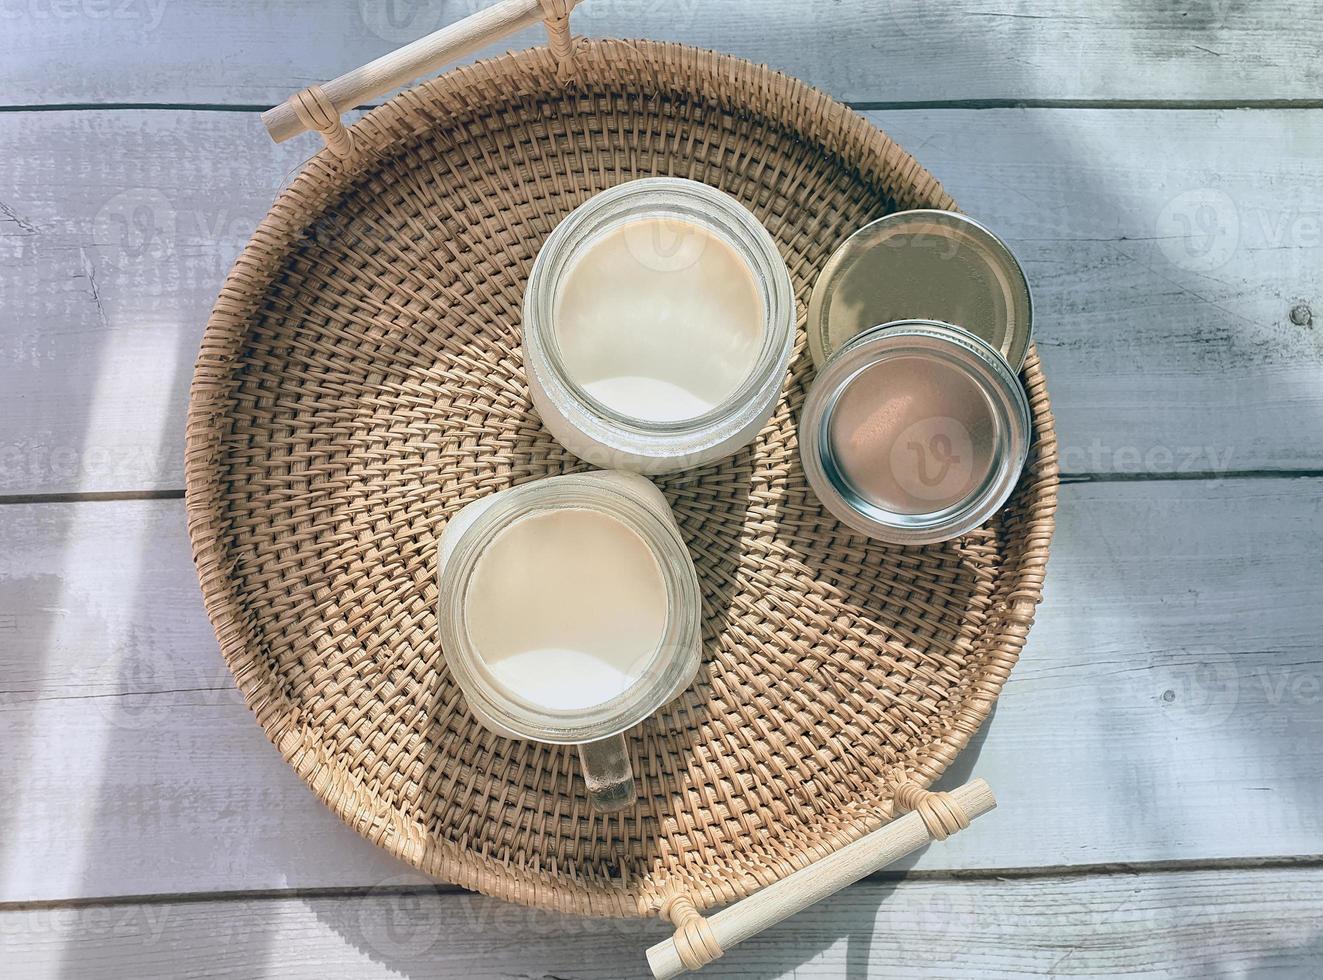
[
  {"left": 3, "top": 866, "right": 1321, "bottom": 978},
  {"left": 0, "top": 111, "right": 307, "bottom": 496},
  {"left": 1, "top": 478, "right": 1320, "bottom": 903},
  {"left": 3, "top": 107, "right": 1321, "bottom": 496},
  {"left": 4, "top": 0, "right": 1320, "bottom": 107},
  {"left": 0, "top": 495, "right": 410, "bottom": 903}
]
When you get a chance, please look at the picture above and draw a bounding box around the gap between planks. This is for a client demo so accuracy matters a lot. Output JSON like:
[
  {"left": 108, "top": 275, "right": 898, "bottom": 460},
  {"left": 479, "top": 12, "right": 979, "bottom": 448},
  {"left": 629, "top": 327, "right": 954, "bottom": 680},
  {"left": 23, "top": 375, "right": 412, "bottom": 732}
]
[
  {"left": 0, "top": 489, "right": 187, "bottom": 506},
  {"left": 4, "top": 470, "right": 1322, "bottom": 507},
  {"left": 4, "top": 99, "right": 1323, "bottom": 116},
  {"left": 3, "top": 854, "right": 1321, "bottom": 914}
]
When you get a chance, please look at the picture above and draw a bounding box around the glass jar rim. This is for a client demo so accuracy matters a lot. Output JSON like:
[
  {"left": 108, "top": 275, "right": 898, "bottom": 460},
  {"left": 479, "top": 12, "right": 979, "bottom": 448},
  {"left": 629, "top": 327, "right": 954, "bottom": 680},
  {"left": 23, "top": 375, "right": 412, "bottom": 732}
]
[
  {"left": 437, "top": 475, "right": 702, "bottom": 743},
  {"left": 800, "top": 319, "right": 1032, "bottom": 545},
  {"left": 524, "top": 177, "right": 795, "bottom": 451}
]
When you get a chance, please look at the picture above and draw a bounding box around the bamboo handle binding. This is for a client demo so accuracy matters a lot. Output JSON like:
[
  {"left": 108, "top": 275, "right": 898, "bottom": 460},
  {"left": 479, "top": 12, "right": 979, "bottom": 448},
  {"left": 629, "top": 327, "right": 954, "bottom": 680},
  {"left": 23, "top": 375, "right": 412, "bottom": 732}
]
[
  {"left": 262, "top": 0, "right": 581, "bottom": 155},
  {"left": 645, "top": 778, "right": 997, "bottom": 980}
]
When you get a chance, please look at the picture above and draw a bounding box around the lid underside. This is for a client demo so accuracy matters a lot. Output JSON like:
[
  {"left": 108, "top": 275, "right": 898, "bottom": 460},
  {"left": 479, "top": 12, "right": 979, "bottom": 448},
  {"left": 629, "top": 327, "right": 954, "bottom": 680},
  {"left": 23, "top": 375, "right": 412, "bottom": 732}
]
[{"left": 808, "top": 210, "right": 1033, "bottom": 370}]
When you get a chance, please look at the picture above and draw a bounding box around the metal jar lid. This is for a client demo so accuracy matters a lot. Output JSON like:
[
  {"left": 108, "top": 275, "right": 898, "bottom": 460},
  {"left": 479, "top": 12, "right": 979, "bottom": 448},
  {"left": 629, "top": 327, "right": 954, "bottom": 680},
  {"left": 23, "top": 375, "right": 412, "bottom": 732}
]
[
  {"left": 808, "top": 210, "right": 1033, "bottom": 371},
  {"left": 799, "top": 320, "right": 1032, "bottom": 545}
]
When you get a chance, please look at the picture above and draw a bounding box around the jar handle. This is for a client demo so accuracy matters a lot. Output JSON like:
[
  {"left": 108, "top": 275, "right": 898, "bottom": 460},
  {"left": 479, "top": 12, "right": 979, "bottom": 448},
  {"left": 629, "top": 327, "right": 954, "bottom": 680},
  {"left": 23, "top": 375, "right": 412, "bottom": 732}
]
[
  {"left": 645, "top": 778, "right": 997, "bottom": 978},
  {"left": 578, "top": 734, "right": 636, "bottom": 812},
  {"left": 262, "top": 0, "right": 581, "bottom": 153}
]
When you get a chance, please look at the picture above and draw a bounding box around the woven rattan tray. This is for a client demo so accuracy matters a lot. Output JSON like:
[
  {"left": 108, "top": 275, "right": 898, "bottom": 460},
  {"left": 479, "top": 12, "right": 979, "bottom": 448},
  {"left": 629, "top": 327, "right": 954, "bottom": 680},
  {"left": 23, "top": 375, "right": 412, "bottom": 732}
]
[{"left": 185, "top": 1, "right": 1057, "bottom": 972}]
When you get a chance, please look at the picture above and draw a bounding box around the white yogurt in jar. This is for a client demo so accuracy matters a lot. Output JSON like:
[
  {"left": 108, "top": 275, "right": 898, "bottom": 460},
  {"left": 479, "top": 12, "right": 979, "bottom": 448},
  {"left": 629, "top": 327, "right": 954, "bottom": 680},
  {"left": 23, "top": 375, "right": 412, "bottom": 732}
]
[
  {"left": 465, "top": 505, "right": 668, "bottom": 712},
  {"left": 522, "top": 178, "right": 796, "bottom": 474},
  {"left": 554, "top": 217, "right": 765, "bottom": 423}
]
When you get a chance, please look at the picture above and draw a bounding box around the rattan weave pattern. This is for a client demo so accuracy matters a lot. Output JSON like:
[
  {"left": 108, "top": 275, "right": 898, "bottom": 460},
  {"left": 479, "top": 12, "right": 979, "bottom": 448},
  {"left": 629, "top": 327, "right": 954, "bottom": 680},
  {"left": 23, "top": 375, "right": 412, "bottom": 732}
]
[{"left": 185, "top": 38, "right": 1058, "bottom": 918}]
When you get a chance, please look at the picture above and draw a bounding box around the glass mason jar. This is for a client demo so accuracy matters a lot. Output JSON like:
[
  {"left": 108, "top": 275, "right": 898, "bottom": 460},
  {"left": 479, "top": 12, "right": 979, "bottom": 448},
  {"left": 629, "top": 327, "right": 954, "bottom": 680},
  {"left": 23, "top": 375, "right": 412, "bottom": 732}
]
[
  {"left": 523, "top": 178, "right": 795, "bottom": 474},
  {"left": 799, "top": 320, "right": 1032, "bottom": 545},
  {"left": 436, "top": 470, "right": 702, "bottom": 811}
]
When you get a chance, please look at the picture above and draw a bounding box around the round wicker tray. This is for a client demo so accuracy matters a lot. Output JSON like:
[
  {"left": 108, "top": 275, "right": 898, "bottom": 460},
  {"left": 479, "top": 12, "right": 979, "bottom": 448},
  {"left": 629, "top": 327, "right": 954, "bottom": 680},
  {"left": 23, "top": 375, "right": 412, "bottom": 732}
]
[{"left": 185, "top": 36, "right": 1058, "bottom": 921}]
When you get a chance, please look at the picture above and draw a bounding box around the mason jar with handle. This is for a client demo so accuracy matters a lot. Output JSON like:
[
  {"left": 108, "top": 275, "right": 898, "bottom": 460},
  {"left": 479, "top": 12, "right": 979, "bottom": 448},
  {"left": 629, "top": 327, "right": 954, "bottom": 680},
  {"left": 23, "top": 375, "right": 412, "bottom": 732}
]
[{"left": 437, "top": 470, "right": 702, "bottom": 811}]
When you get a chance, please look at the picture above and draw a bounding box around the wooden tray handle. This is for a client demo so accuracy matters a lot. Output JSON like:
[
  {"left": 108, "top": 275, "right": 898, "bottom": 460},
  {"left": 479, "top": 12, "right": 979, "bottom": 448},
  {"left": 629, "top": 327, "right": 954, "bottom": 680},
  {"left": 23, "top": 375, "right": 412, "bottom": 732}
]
[
  {"left": 646, "top": 778, "right": 997, "bottom": 979},
  {"left": 262, "top": 0, "right": 580, "bottom": 154}
]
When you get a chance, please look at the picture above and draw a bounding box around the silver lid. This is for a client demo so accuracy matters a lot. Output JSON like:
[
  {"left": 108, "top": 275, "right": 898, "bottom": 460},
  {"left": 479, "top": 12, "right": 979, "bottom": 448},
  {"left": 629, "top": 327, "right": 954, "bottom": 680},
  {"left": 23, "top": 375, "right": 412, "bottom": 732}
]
[
  {"left": 800, "top": 320, "right": 1032, "bottom": 545},
  {"left": 808, "top": 210, "right": 1033, "bottom": 371}
]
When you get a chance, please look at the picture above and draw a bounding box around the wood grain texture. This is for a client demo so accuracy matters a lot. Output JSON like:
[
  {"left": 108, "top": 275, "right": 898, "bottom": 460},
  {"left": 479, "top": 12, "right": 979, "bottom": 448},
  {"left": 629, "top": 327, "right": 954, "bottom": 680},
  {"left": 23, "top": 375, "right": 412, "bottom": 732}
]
[
  {"left": 2, "top": 478, "right": 1320, "bottom": 903},
  {"left": 3, "top": 107, "right": 1320, "bottom": 495},
  {"left": 1, "top": 2, "right": 1317, "bottom": 973},
  {"left": 2, "top": 0, "right": 1319, "bottom": 107},
  {"left": 3, "top": 866, "right": 1321, "bottom": 978}
]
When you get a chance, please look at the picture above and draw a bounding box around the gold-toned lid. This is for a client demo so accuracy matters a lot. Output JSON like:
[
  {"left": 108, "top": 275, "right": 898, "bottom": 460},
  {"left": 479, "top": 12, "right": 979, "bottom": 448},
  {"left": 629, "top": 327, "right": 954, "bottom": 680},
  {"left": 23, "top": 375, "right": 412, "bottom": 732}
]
[{"left": 808, "top": 210, "right": 1032, "bottom": 370}]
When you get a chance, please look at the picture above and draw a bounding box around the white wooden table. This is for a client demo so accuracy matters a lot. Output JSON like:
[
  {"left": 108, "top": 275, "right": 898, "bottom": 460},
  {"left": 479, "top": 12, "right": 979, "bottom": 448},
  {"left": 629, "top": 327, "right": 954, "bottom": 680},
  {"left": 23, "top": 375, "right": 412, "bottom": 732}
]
[{"left": 2, "top": 2, "right": 1321, "bottom": 977}]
